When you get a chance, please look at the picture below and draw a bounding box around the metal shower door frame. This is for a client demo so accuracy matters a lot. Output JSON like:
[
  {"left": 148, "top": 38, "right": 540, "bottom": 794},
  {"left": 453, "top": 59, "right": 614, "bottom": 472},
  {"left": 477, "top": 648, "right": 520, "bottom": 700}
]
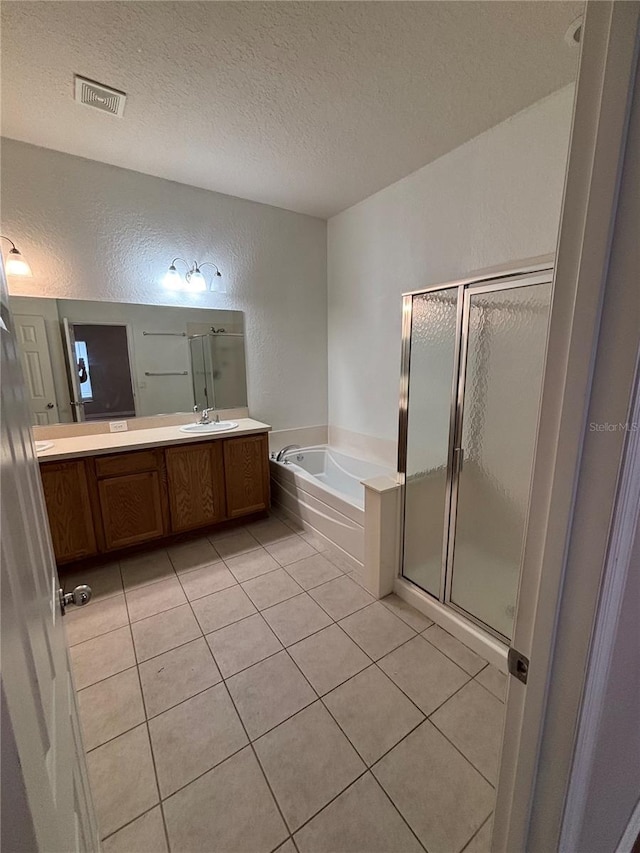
[
  {"left": 444, "top": 270, "right": 554, "bottom": 643},
  {"left": 398, "top": 264, "right": 554, "bottom": 643}
]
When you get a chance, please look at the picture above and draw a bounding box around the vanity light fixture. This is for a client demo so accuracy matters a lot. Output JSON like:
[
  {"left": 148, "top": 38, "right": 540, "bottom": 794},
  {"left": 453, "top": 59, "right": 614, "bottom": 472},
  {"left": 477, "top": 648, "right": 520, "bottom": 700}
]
[
  {"left": 1, "top": 236, "right": 33, "bottom": 277},
  {"left": 163, "top": 258, "right": 224, "bottom": 293}
]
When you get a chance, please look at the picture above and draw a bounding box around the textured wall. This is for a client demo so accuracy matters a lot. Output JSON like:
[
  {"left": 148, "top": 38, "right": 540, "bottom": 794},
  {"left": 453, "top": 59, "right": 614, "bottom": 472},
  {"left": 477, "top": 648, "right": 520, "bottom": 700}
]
[
  {"left": 327, "top": 85, "right": 575, "bottom": 461},
  {"left": 1, "top": 140, "right": 327, "bottom": 431}
]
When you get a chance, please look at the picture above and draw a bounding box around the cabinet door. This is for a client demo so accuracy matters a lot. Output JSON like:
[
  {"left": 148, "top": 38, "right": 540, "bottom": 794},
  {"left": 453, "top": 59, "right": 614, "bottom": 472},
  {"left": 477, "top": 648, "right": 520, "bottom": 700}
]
[
  {"left": 223, "top": 434, "right": 270, "bottom": 518},
  {"left": 166, "top": 442, "right": 226, "bottom": 533},
  {"left": 98, "top": 471, "right": 165, "bottom": 550},
  {"left": 40, "top": 460, "right": 97, "bottom": 563}
]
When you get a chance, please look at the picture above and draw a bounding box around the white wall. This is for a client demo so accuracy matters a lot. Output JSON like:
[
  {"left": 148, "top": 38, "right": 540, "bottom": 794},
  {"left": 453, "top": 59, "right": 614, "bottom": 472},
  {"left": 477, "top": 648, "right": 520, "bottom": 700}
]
[
  {"left": 1, "top": 139, "right": 327, "bottom": 431},
  {"left": 327, "top": 85, "right": 574, "bottom": 467}
]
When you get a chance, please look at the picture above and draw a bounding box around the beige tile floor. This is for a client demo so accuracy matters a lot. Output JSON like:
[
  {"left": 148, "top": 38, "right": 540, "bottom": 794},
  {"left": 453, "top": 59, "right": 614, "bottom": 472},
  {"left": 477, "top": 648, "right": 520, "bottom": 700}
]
[{"left": 61, "top": 512, "right": 507, "bottom": 853}]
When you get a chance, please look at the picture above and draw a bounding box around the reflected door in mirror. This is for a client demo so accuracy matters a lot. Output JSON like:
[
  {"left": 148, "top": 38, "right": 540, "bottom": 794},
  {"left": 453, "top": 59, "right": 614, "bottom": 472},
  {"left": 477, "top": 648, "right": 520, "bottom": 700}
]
[{"left": 65, "top": 322, "right": 136, "bottom": 421}]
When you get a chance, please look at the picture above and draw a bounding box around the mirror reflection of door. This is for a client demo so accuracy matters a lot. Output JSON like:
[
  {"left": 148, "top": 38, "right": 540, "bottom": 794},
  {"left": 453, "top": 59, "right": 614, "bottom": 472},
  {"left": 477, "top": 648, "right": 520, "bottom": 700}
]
[
  {"left": 67, "top": 323, "right": 136, "bottom": 420},
  {"left": 13, "top": 313, "right": 60, "bottom": 425}
]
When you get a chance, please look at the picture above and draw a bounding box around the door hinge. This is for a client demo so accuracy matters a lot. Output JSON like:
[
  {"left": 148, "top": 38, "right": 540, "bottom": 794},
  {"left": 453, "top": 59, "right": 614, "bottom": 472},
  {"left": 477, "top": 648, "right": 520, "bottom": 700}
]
[{"left": 508, "top": 647, "right": 529, "bottom": 684}]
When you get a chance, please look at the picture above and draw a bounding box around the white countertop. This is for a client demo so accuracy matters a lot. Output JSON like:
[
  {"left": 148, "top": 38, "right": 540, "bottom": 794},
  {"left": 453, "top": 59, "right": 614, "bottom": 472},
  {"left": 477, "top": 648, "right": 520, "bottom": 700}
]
[{"left": 36, "top": 418, "right": 271, "bottom": 462}]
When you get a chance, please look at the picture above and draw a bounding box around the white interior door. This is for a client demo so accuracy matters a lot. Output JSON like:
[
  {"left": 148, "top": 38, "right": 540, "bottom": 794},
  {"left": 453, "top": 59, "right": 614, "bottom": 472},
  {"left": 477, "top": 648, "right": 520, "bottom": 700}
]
[
  {"left": 0, "top": 267, "right": 99, "bottom": 852},
  {"left": 13, "top": 313, "right": 60, "bottom": 424}
]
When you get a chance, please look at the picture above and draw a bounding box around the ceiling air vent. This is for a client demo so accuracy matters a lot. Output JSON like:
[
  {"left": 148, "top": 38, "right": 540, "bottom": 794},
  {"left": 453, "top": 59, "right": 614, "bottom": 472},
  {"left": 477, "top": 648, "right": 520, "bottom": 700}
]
[{"left": 74, "top": 75, "right": 126, "bottom": 117}]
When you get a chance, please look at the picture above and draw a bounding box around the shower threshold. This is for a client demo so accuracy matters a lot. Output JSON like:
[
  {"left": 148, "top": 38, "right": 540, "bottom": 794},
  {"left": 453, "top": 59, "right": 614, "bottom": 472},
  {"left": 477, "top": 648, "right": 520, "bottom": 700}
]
[{"left": 394, "top": 576, "right": 509, "bottom": 673}]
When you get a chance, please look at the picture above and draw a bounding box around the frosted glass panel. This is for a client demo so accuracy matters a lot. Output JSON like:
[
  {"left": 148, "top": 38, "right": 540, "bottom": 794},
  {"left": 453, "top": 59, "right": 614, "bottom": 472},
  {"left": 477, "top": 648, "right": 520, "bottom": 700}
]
[
  {"left": 189, "top": 337, "right": 208, "bottom": 411},
  {"left": 450, "top": 282, "right": 551, "bottom": 639},
  {"left": 402, "top": 288, "right": 458, "bottom": 597}
]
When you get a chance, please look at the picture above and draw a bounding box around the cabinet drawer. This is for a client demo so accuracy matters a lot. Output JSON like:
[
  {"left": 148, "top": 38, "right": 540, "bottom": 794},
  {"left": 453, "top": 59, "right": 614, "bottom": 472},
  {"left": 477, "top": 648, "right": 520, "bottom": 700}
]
[
  {"left": 98, "top": 471, "right": 166, "bottom": 550},
  {"left": 95, "top": 449, "right": 160, "bottom": 478}
]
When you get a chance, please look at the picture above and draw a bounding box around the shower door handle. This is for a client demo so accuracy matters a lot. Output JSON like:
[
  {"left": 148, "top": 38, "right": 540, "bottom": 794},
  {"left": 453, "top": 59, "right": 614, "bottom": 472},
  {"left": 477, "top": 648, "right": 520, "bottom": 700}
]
[{"left": 454, "top": 447, "right": 464, "bottom": 473}]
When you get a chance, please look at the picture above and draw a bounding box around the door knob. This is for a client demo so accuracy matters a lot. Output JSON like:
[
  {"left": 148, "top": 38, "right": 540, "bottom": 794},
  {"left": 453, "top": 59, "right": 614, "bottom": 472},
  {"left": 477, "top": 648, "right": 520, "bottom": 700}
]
[
  {"left": 46, "top": 402, "right": 55, "bottom": 409},
  {"left": 59, "top": 584, "right": 92, "bottom": 615}
]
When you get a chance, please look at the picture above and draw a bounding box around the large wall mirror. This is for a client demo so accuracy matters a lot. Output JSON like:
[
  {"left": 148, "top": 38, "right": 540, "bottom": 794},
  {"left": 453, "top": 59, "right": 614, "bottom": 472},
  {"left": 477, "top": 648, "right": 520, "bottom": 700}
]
[{"left": 10, "top": 296, "right": 248, "bottom": 425}]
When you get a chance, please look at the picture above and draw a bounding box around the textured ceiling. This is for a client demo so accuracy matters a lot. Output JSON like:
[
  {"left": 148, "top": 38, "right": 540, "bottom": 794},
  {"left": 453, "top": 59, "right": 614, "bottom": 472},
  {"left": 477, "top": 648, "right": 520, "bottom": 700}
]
[{"left": 0, "top": 1, "right": 581, "bottom": 218}]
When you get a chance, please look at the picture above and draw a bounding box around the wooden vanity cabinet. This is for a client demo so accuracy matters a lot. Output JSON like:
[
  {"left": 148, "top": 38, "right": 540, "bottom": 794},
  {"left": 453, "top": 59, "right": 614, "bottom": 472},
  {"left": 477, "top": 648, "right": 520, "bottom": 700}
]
[
  {"left": 166, "top": 441, "right": 226, "bottom": 533},
  {"left": 223, "top": 434, "right": 270, "bottom": 518},
  {"left": 90, "top": 449, "right": 169, "bottom": 551},
  {"left": 39, "top": 432, "right": 270, "bottom": 564},
  {"left": 40, "top": 460, "right": 97, "bottom": 563}
]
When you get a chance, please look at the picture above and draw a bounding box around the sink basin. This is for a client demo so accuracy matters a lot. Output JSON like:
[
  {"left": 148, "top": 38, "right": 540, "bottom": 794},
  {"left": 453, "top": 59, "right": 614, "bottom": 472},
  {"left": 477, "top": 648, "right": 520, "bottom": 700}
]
[
  {"left": 35, "top": 440, "right": 54, "bottom": 453},
  {"left": 180, "top": 421, "right": 239, "bottom": 435}
]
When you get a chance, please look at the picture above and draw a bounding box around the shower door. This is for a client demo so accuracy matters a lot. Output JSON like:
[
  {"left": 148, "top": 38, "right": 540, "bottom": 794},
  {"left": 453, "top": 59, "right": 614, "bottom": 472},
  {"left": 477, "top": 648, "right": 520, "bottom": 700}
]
[
  {"left": 447, "top": 278, "right": 552, "bottom": 640},
  {"left": 400, "top": 269, "right": 552, "bottom": 643}
]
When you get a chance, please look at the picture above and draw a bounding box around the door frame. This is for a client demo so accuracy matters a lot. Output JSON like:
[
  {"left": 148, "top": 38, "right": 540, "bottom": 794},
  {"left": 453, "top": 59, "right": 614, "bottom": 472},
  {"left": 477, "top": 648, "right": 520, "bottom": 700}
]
[{"left": 493, "top": 2, "right": 640, "bottom": 850}]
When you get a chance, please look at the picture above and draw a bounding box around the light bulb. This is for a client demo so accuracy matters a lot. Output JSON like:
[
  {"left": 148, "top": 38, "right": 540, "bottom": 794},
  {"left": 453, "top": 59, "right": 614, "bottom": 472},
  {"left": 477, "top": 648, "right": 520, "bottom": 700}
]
[
  {"left": 163, "top": 265, "right": 182, "bottom": 290},
  {"left": 187, "top": 269, "right": 206, "bottom": 292},
  {"left": 210, "top": 271, "right": 226, "bottom": 294},
  {"left": 5, "top": 248, "right": 32, "bottom": 277}
]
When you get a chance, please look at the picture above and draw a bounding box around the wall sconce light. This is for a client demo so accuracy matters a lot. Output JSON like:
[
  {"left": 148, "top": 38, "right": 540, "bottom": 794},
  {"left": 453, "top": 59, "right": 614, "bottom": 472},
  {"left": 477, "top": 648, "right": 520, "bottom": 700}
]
[
  {"left": 163, "top": 258, "right": 225, "bottom": 293},
  {"left": 1, "top": 236, "right": 33, "bottom": 277}
]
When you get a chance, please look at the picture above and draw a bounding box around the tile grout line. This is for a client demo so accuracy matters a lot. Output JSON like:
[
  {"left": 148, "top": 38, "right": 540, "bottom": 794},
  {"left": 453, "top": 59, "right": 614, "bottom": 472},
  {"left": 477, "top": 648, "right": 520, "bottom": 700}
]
[
  {"left": 121, "top": 558, "right": 173, "bottom": 853},
  {"left": 365, "top": 712, "right": 492, "bottom": 852},
  {"left": 472, "top": 669, "right": 507, "bottom": 703},
  {"left": 264, "top": 601, "right": 430, "bottom": 847},
  {"left": 216, "top": 647, "right": 300, "bottom": 852},
  {"left": 72, "top": 528, "right": 321, "bottom": 846},
  {"left": 225, "top": 606, "right": 406, "bottom": 842},
  {"left": 358, "top": 641, "right": 497, "bottom": 789},
  {"left": 80, "top": 614, "right": 497, "bottom": 799},
  {"left": 73, "top": 520, "right": 499, "bottom": 851},
  {"left": 313, "top": 634, "right": 433, "bottom": 820},
  {"left": 460, "top": 810, "right": 494, "bottom": 853},
  {"left": 83, "top": 648, "right": 223, "bottom": 752},
  {"left": 98, "top": 803, "right": 163, "bottom": 847},
  {"left": 332, "top": 608, "right": 421, "bottom": 664},
  {"left": 240, "top": 645, "right": 388, "bottom": 847},
  {"left": 368, "top": 771, "right": 430, "bottom": 853},
  {"left": 354, "top": 641, "right": 501, "bottom": 792},
  {"left": 425, "top": 717, "right": 498, "bottom": 791},
  {"left": 146, "top": 555, "right": 211, "bottom": 853},
  {"left": 420, "top": 625, "right": 491, "bottom": 677}
]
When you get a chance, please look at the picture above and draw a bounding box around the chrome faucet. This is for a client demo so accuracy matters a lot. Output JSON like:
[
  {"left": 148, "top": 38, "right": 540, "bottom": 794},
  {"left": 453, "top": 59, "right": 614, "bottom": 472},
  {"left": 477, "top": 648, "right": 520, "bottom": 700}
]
[
  {"left": 193, "top": 406, "right": 219, "bottom": 425},
  {"left": 276, "top": 444, "right": 301, "bottom": 463}
]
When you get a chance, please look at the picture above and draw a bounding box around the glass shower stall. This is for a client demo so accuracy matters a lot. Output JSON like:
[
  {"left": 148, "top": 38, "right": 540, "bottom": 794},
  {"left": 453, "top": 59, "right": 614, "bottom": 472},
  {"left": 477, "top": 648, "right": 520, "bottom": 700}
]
[
  {"left": 188, "top": 331, "right": 248, "bottom": 412},
  {"left": 399, "top": 266, "right": 552, "bottom": 643}
]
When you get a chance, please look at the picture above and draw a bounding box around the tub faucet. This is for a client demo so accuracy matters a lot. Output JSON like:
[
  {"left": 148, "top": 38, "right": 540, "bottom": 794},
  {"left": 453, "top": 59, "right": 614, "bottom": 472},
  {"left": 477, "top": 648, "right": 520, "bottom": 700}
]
[{"left": 276, "top": 444, "right": 301, "bottom": 462}]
